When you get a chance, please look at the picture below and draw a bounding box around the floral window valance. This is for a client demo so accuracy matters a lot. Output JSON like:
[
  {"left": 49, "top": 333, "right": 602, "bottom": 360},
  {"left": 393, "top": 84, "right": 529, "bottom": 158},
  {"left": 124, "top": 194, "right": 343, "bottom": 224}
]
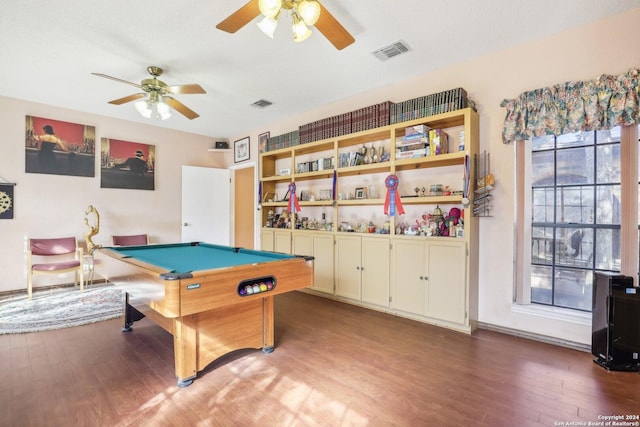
[{"left": 500, "top": 68, "right": 640, "bottom": 143}]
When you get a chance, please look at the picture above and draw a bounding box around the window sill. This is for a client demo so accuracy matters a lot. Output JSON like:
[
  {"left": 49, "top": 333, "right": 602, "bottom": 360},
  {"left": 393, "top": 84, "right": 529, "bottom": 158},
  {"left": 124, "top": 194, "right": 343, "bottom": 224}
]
[{"left": 511, "top": 303, "right": 591, "bottom": 326}]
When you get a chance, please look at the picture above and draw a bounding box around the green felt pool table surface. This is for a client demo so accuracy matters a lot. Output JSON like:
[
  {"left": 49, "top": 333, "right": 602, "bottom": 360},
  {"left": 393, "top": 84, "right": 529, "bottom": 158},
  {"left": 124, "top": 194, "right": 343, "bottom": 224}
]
[{"left": 108, "top": 242, "right": 297, "bottom": 274}]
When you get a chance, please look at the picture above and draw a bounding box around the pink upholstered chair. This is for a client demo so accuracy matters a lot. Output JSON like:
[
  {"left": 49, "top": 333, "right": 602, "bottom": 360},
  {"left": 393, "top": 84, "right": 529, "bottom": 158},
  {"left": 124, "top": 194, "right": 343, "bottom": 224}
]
[
  {"left": 27, "top": 237, "right": 84, "bottom": 300},
  {"left": 111, "top": 234, "right": 149, "bottom": 246}
]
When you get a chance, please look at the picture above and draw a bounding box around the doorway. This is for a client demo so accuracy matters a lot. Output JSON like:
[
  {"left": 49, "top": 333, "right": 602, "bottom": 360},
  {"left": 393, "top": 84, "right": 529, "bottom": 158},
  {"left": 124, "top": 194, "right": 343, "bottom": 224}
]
[{"left": 233, "top": 165, "right": 255, "bottom": 249}]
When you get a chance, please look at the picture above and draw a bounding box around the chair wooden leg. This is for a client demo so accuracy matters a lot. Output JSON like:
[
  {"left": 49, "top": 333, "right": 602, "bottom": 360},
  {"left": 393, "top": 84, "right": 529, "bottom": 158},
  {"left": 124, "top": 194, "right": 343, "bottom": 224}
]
[
  {"left": 79, "top": 269, "right": 84, "bottom": 292},
  {"left": 27, "top": 273, "right": 33, "bottom": 300}
]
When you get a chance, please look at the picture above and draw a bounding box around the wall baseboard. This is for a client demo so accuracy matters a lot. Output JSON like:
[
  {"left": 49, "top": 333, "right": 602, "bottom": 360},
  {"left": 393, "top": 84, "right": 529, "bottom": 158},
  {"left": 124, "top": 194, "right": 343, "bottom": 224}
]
[{"left": 477, "top": 321, "right": 591, "bottom": 353}]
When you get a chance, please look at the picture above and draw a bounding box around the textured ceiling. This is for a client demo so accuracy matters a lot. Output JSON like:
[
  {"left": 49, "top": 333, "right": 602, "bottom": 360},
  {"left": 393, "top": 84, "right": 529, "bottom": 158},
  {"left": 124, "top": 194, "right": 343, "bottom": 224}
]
[{"left": 1, "top": 0, "right": 639, "bottom": 139}]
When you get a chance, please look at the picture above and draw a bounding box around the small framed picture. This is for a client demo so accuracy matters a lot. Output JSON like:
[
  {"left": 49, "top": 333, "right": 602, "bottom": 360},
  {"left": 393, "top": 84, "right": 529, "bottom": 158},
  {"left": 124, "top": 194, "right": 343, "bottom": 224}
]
[
  {"left": 234, "top": 137, "right": 250, "bottom": 163},
  {"left": 259, "top": 132, "right": 270, "bottom": 153},
  {"left": 319, "top": 189, "right": 332, "bottom": 201},
  {"left": 355, "top": 187, "right": 368, "bottom": 199}
]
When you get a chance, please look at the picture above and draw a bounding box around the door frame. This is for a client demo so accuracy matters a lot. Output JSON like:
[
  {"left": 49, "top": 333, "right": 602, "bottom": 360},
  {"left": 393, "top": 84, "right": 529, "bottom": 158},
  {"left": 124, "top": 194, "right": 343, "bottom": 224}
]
[{"left": 229, "top": 161, "right": 259, "bottom": 249}]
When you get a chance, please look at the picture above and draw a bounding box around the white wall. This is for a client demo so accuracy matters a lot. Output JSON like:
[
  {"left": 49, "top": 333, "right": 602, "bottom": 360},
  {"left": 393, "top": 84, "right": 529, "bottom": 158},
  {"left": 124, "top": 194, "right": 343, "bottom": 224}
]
[
  {"left": 3, "top": 8, "right": 639, "bottom": 346},
  {"left": 0, "top": 96, "right": 228, "bottom": 292},
  {"left": 235, "top": 8, "right": 640, "bottom": 345}
]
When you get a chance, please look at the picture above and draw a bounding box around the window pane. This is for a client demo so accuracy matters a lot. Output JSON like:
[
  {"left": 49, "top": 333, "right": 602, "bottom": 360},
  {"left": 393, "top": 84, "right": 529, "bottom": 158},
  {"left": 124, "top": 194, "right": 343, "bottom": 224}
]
[
  {"left": 555, "top": 227, "right": 592, "bottom": 267},
  {"left": 595, "top": 228, "right": 620, "bottom": 271},
  {"left": 531, "top": 135, "right": 554, "bottom": 151},
  {"left": 555, "top": 186, "right": 594, "bottom": 224},
  {"left": 531, "top": 265, "right": 552, "bottom": 304},
  {"left": 553, "top": 267, "right": 592, "bottom": 310},
  {"left": 532, "top": 188, "right": 554, "bottom": 222},
  {"left": 597, "top": 126, "right": 620, "bottom": 143},
  {"left": 596, "top": 144, "right": 620, "bottom": 183},
  {"left": 556, "top": 146, "right": 594, "bottom": 185},
  {"left": 531, "top": 226, "right": 554, "bottom": 265},
  {"left": 596, "top": 185, "right": 620, "bottom": 225},
  {"left": 531, "top": 150, "right": 554, "bottom": 186},
  {"left": 557, "top": 131, "right": 594, "bottom": 149}
]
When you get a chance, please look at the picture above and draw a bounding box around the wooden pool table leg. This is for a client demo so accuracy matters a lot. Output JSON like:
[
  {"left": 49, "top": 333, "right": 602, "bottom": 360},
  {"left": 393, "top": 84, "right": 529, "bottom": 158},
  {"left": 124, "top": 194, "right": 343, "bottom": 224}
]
[
  {"left": 263, "top": 296, "right": 275, "bottom": 353},
  {"left": 173, "top": 316, "right": 197, "bottom": 388}
]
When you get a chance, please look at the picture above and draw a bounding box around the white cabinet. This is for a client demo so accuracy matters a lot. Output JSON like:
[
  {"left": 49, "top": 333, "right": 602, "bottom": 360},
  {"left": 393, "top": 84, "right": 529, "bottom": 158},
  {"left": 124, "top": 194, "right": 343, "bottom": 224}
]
[
  {"left": 260, "top": 229, "right": 292, "bottom": 254},
  {"left": 335, "top": 235, "right": 390, "bottom": 307},
  {"left": 391, "top": 238, "right": 467, "bottom": 326},
  {"left": 293, "top": 232, "right": 334, "bottom": 294}
]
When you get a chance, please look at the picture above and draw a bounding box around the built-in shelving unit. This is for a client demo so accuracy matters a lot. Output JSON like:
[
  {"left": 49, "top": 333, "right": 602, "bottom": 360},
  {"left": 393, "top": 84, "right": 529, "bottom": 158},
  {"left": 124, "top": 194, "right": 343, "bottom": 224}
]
[{"left": 259, "top": 107, "right": 479, "bottom": 334}]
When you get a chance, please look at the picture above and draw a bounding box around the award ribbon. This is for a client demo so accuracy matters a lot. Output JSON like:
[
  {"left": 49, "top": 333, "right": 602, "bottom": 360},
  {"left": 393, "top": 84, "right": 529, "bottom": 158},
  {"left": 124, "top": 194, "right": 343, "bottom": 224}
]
[
  {"left": 384, "top": 175, "right": 404, "bottom": 216},
  {"left": 288, "top": 182, "right": 300, "bottom": 214}
]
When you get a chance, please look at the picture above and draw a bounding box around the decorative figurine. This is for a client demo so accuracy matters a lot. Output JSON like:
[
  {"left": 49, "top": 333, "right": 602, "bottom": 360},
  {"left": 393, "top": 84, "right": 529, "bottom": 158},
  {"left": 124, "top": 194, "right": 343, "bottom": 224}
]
[{"left": 84, "top": 205, "right": 102, "bottom": 254}]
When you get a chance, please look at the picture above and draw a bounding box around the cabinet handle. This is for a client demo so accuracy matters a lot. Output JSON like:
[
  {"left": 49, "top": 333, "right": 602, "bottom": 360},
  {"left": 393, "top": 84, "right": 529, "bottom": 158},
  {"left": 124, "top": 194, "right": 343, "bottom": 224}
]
[
  {"left": 419, "top": 276, "right": 423, "bottom": 280},
  {"left": 356, "top": 266, "right": 360, "bottom": 270}
]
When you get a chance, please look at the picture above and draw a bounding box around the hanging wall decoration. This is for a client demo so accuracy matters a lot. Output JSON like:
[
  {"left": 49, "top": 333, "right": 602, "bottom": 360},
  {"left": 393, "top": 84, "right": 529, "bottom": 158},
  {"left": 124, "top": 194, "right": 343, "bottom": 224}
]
[
  {"left": 25, "top": 116, "right": 96, "bottom": 177},
  {"left": 100, "top": 138, "right": 155, "bottom": 190},
  {"left": 0, "top": 183, "right": 15, "bottom": 219}
]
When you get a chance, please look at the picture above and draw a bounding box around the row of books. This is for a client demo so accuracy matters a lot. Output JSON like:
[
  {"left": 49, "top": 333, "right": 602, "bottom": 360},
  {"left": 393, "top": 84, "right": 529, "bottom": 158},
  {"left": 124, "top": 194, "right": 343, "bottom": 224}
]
[
  {"left": 264, "top": 130, "right": 300, "bottom": 152},
  {"left": 390, "top": 88, "right": 469, "bottom": 124},
  {"left": 263, "top": 88, "right": 469, "bottom": 153},
  {"left": 338, "top": 151, "right": 365, "bottom": 168},
  {"left": 296, "top": 157, "right": 335, "bottom": 173},
  {"left": 298, "top": 101, "right": 393, "bottom": 145},
  {"left": 395, "top": 128, "right": 450, "bottom": 159}
]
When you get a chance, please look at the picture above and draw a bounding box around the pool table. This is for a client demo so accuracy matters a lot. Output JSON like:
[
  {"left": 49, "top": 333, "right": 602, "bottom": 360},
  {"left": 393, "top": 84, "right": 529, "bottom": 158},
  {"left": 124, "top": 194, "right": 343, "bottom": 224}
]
[{"left": 96, "top": 242, "right": 314, "bottom": 387}]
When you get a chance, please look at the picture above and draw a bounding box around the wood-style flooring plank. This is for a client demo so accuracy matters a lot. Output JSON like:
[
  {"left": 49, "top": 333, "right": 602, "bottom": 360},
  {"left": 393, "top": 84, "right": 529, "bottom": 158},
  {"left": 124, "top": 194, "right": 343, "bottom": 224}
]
[{"left": 0, "top": 291, "right": 638, "bottom": 426}]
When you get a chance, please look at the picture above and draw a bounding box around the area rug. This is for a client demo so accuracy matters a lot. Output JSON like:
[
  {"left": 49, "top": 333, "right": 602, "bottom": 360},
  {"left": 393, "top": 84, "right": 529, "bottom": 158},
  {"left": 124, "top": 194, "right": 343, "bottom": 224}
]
[{"left": 0, "top": 285, "right": 124, "bottom": 334}]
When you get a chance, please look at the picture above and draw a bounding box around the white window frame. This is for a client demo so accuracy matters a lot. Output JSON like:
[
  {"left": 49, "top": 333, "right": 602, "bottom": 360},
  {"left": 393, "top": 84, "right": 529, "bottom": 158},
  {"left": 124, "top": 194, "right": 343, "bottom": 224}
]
[{"left": 514, "top": 125, "right": 639, "bottom": 309}]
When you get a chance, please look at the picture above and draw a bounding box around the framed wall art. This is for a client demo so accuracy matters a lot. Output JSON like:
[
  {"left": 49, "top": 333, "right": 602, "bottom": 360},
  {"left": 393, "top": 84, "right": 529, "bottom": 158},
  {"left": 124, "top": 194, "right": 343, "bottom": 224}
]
[
  {"left": 234, "top": 137, "right": 250, "bottom": 163},
  {"left": 25, "top": 115, "right": 96, "bottom": 177},
  {"left": 259, "top": 132, "right": 270, "bottom": 153},
  {"left": 100, "top": 138, "right": 155, "bottom": 190}
]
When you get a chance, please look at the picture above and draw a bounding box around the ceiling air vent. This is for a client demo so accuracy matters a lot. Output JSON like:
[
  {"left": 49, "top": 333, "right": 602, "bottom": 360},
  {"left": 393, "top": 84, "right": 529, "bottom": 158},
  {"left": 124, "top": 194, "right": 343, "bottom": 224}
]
[
  {"left": 372, "top": 40, "right": 411, "bottom": 61},
  {"left": 251, "top": 99, "right": 273, "bottom": 108}
]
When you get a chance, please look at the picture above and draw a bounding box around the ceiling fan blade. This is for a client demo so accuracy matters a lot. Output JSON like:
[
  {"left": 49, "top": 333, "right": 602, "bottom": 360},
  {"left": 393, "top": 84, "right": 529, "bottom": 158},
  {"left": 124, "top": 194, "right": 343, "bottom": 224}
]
[
  {"left": 108, "top": 93, "right": 147, "bottom": 105},
  {"left": 216, "top": 0, "right": 261, "bottom": 33},
  {"left": 166, "top": 84, "right": 206, "bottom": 95},
  {"left": 315, "top": 3, "right": 355, "bottom": 50},
  {"left": 163, "top": 97, "right": 200, "bottom": 120},
  {"left": 92, "top": 72, "right": 143, "bottom": 89}
]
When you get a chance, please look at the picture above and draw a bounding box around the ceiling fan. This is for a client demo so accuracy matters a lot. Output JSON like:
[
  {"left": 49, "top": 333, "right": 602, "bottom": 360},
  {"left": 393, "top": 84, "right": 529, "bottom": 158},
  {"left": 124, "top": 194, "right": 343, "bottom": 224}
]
[
  {"left": 216, "top": 0, "right": 355, "bottom": 50},
  {"left": 92, "top": 66, "right": 206, "bottom": 120}
]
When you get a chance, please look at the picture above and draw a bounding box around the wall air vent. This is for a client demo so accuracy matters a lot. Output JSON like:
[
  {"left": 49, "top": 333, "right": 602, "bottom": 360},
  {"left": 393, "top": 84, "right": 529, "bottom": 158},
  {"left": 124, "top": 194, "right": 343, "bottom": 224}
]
[
  {"left": 372, "top": 40, "right": 411, "bottom": 61},
  {"left": 251, "top": 99, "right": 273, "bottom": 108}
]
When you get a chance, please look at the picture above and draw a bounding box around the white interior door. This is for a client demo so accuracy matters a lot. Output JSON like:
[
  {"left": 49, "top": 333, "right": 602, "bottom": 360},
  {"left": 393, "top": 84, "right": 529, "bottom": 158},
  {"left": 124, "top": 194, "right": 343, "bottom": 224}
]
[{"left": 182, "top": 166, "right": 231, "bottom": 245}]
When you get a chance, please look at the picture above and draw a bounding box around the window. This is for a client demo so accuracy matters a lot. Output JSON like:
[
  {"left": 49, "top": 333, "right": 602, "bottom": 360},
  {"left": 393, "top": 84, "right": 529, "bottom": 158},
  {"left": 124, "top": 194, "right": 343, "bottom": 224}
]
[{"left": 517, "top": 125, "right": 639, "bottom": 312}]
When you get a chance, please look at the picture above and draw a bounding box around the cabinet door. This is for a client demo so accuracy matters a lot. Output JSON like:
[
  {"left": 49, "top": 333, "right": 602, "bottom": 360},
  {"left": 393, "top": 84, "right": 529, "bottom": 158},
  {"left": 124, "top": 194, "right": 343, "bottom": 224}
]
[
  {"left": 293, "top": 233, "right": 313, "bottom": 257},
  {"left": 261, "top": 229, "right": 274, "bottom": 251},
  {"left": 334, "top": 235, "right": 362, "bottom": 300},
  {"left": 313, "top": 234, "right": 335, "bottom": 294},
  {"left": 391, "top": 239, "right": 426, "bottom": 315},
  {"left": 361, "top": 237, "right": 390, "bottom": 307},
  {"left": 425, "top": 240, "right": 466, "bottom": 324},
  {"left": 274, "top": 230, "right": 292, "bottom": 254}
]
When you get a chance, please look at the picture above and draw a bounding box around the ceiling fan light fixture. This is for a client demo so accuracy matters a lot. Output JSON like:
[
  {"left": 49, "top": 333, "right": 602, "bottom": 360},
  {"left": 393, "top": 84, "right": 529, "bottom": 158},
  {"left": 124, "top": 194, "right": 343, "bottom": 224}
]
[
  {"left": 292, "top": 13, "right": 312, "bottom": 42},
  {"left": 258, "top": 0, "right": 282, "bottom": 18},
  {"left": 257, "top": 15, "right": 279, "bottom": 38},
  {"left": 134, "top": 99, "right": 152, "bottom": 119},
  {"left": 297, "top": 0, "right": 320, "bottom": 26},
  {"left": 155, "top": 101, "right": 172, "bottom": 120}
]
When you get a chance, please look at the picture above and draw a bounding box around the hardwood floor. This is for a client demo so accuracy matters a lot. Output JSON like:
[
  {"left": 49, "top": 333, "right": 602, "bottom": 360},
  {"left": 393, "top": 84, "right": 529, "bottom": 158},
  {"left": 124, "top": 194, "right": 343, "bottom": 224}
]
[{"left": 0, "top": 291, "right": 638, "bottom": 427}]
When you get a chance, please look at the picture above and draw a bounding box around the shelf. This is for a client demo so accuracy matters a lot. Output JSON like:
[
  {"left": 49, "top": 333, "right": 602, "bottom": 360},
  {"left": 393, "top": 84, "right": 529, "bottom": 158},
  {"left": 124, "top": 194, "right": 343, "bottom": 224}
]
[
  {"left": 336, "top": 162, "right": 390, "bottom": 177},
  {"left": 294, "top": 170, "right": 334, "bottom": 181},
  {"left": 262, "top": 174, "right": 292, "bottom": 182},
  {"left": 337, "top": 199, "right": 385, "bottom": 206},
  {"left": 394, "top": 151, "right": 466, "bottom": 171},
  {"left": 400, "top": 195, "right": 462, "bottom": 205},
  {"left": 207, "top": 148, "right": 231, "bottom": 153}
]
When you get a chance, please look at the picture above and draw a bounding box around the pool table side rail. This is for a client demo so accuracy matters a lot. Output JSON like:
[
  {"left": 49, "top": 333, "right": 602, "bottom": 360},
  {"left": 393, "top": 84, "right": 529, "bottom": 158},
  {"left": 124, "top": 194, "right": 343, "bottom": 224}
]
[{"left": 178, "top": 256, "right": 313, "bottom": 317}]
